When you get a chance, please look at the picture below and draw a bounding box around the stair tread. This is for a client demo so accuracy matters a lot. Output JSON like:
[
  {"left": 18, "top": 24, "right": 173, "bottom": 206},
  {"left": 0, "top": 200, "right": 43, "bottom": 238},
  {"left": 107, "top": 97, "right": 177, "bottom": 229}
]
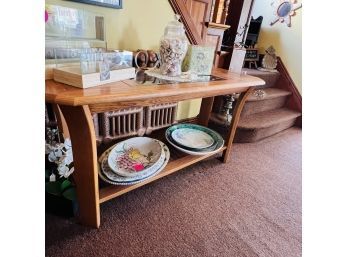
[
  {"left": 247, "top": 88, "right": 292, "bottom": 102},
  {"left": 238, "top": 108, "right": 301, "bottom": 129},
  {"left": 242, "top": 68, "right": 280, "bottom": 76}
]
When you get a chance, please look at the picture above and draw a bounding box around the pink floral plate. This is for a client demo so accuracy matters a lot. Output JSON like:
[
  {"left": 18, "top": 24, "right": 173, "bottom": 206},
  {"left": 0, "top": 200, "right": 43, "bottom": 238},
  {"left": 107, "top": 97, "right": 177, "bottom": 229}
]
[{"left": 107, "top": 137, "right": 163, "bottom": 177}]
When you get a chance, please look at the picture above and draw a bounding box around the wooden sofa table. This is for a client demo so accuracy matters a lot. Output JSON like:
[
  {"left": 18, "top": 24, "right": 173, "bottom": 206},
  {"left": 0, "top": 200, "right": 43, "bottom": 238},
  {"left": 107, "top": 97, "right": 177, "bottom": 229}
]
[{"left": 45, "top": 68, "right": 264, "bottom": 228}]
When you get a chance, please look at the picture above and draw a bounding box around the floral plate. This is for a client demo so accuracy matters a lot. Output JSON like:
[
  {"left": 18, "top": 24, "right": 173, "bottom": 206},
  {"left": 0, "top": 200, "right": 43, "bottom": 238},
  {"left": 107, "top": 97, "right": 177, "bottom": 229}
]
[
  {"left": 107, "top": 137, "right": 163, "bottom": 177},
  {"left": 98, "top": 141, "right": 170, "bottom": 185},
  {"left": 102, "top": 146, "right": 165, "bottom": 182}
]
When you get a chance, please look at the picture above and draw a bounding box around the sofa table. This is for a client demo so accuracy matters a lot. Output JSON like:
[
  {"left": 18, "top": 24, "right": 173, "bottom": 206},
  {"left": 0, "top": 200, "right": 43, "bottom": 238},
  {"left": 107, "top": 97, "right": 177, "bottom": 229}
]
[{"left": 45, "top": 68, "right": 264, "bottom": 228}]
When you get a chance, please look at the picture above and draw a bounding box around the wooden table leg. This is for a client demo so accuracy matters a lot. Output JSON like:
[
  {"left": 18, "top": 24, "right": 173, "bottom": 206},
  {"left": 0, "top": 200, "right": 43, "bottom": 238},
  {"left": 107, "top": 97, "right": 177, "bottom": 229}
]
[
  {"left": 197, "top": 97, "right": 215, "bottom": 126},
  {"left": 222, "top": 88, "right": 254, "bottom": 163},
  {"left": 51, "top": 104, "right": 70, "bottom": 139},
  {"left": 59, "top": 105, "right": 100, "bottom": 228}
]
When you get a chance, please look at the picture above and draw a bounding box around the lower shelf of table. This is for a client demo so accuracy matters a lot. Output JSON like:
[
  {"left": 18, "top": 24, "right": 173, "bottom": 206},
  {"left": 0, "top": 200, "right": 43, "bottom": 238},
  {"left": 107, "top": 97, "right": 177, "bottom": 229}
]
[{"left": 98, "top": 145, "right": 226, "bottom": 203}]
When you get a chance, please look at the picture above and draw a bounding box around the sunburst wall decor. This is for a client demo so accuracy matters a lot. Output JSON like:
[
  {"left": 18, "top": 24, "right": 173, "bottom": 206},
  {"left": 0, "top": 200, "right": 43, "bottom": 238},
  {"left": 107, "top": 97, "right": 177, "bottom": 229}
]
[{"left": 270, "top": 0, "right": 302, "bottom": 27}]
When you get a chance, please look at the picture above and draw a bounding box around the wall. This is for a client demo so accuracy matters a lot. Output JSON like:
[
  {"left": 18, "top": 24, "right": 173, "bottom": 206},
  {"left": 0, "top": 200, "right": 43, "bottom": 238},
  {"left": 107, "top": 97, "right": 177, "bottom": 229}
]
[
  {"left": 46, "top": 0, "right": 201, "bottom": 119},
  {"left": 251, "top": 0, "right": 302, "bottom": 93}
]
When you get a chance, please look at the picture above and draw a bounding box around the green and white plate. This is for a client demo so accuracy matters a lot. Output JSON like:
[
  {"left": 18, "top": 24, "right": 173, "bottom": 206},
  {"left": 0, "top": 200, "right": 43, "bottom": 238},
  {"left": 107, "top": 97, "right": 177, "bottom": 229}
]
[
  {"left": 171, "top": 128, "right": 214, "bottom": 149},
  {"left": 165, "top": 124, "right": 224, "bottom": 155}
]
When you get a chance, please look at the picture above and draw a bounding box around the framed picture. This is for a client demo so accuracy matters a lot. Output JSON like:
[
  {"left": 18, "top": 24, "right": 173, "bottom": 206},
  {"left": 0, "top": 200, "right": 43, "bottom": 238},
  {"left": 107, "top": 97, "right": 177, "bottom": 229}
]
[
  {"left": 68, "top": 0, "right": 122, "bottom": 9},
  {"left": 244, "top": 48, "right": 259, "bottom": 61}
]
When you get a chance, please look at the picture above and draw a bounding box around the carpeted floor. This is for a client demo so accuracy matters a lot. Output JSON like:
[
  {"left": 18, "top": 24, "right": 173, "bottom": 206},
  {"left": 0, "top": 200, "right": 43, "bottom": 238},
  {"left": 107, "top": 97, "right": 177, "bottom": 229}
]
[{"left": 46, "top": 127, "right": 302, "bottom": 257}]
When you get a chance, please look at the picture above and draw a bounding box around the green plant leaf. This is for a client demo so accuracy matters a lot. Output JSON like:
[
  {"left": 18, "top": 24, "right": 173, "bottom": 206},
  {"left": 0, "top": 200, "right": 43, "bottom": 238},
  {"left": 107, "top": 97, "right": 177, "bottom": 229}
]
[
  {"left": 62, "top": 187, "right": 76, "bottom": 201},
  {"left": 60, "top": 179, "right": 72, "bottom": 192},
  {"left": 45, "top": 181, "right": 62, "bottom": 196},
  {"left": 45, "top": 169, "right": 51, "bottom": 180}
]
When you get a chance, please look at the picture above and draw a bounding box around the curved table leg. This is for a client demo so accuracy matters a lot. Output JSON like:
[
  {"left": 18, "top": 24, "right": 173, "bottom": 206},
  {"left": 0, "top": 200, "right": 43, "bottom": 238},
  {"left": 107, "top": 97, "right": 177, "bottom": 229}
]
[
  {"left": 59, "top": 105, "right": 100, "bottom": 228},
  {"left": 222, "top": 87, "right": 254, "bottom": 163}
]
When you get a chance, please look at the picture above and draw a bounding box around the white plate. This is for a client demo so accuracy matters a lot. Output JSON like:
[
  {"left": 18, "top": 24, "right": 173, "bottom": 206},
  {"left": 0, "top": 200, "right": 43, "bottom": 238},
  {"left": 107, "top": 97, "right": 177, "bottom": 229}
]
[
  {"left": 171, "top": 128, "right": 215, "bottom": 149},
  {"left": 107, "top": 137, "right": 163, "bottom": 177},
  {"left": 99, "top": 141, "right": 170, "bottom": 185},
  {"left": 165, "top": 133, "right": 224, "bottom": 156}
]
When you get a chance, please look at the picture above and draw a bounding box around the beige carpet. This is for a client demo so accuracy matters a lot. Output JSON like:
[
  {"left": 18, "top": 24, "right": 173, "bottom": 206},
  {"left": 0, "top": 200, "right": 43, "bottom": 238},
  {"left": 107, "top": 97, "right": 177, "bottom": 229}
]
[{"left": 46, "top": 127, "right": 302, "bottom": 257}]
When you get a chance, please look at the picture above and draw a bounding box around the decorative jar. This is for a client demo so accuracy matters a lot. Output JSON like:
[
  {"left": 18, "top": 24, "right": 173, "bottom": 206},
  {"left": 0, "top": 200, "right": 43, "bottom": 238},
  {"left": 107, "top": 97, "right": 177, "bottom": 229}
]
[{"left": 159, "top": 14, "right": 188, "bottom": 76}]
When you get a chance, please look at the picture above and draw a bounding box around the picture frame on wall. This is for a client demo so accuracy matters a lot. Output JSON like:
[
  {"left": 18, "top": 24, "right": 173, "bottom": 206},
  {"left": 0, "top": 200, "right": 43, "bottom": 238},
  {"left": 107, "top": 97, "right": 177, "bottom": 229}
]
[{"left": 68, "top": 0, "right": 122, "bottom": 9}]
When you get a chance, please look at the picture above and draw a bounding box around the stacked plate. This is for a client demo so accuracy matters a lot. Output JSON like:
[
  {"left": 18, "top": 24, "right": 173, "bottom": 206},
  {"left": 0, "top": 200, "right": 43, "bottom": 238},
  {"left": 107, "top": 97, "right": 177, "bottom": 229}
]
[
  {"left": 98, "top": 137, "right": 170, "bottom": 185},
  {"left": 165, "top": 124, "right": 224, "bottom": 155}
]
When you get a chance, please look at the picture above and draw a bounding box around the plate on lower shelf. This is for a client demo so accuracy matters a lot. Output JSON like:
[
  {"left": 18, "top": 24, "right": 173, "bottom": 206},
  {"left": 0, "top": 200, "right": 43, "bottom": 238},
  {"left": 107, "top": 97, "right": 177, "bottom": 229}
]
[
  {"left": 107, "top": 137, "right": 163, "bottom": 178},
  {"left": 165, "top": 131, "right": 224, "bottom": 156},
  {"left": 98, "top": 141, "right": 170, "bottom": 186},
  {"left": 166, "top": 124, "right": 224, "bottom": 153},
  {"left": 171, "top": 127, "right": 215, "bottom": 149}
]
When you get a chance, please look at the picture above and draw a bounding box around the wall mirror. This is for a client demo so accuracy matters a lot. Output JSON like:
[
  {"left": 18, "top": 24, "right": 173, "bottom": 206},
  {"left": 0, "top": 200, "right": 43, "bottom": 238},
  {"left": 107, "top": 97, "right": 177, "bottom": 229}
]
[{"left": 45, "top": 4, "right": 106, "bottom": 64}]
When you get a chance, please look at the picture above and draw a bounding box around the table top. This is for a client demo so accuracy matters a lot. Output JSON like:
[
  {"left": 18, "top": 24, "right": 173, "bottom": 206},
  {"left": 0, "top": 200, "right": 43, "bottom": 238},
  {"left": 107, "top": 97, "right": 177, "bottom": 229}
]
[{"left": 45, "top": 68, "right": 265, "bottom": 106}]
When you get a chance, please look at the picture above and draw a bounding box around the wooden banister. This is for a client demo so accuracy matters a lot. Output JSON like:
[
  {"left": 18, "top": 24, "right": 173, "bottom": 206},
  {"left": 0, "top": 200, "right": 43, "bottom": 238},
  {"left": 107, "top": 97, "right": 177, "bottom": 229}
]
[
  {"left": 274, "top": 57, "right": 302, "bottom": 126},
  {"left": 168, "top": 0, "right": 213, "bottom": 45}
]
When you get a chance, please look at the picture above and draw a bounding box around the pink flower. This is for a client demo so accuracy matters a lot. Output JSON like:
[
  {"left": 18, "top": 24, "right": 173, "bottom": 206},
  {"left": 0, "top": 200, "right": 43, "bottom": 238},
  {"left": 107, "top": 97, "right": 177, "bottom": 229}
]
[{"left": 133, "top": 163, "right": 144, "bottom": 172}]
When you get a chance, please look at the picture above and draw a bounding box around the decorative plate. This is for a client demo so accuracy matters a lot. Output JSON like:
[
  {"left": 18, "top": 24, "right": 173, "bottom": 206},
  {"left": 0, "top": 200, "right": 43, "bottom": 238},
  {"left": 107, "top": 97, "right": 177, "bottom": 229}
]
[
  {"left": 98, "top": 141, "right": 170, "bottom": 185},
  {"left": 166, "top": 124, "right": 223, "bottom": 152},
  {"left": 103, "top": 147, "right": 165, "bottom": 182},
  {"left": 171, "top": 128, "right": 215, "bottom": 149},
  {"left": 165, "top": 132, "right": 224, "bottom": 156},
  {"left": 107, "top": 137, "right": 162, "bottom": 177}
]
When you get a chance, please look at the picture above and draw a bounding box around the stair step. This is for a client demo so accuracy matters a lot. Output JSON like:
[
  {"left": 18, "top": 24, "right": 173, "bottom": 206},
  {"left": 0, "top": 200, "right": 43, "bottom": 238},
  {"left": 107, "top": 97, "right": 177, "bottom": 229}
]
[
  {"left": 234, "top": 108, "right": 301, "bottom": 143},
  {"left": 241, "top": 88, "right": 292, "bottom": 117},
  {"left": 242, "top": 68, "right": 280, "bottom": 88},
  {"left": 247, "top": 88, "right": 291, "bottom": 102}
]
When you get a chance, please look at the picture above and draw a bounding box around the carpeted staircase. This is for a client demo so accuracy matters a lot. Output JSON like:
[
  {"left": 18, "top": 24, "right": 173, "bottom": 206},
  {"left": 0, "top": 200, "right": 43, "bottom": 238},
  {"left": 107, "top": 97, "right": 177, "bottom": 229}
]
[{"left": 234, "top": 68, "right": 301, "bottom": 143}]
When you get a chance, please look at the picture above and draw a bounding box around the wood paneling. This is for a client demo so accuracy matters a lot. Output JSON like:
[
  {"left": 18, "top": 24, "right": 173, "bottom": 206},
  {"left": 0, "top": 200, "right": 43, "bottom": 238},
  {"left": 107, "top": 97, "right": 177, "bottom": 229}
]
[
  {"left": 168, "top": 0, "right": 213, "bottom": 44},
  {"left": 206, "top": 22, "right": 230, "bottom": 66}
]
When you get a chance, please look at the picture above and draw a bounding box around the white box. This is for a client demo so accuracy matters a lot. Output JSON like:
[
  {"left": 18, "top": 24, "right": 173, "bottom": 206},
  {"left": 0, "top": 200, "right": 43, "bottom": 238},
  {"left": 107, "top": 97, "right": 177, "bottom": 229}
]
[{"left": 53, "top": 66, "right": 135, "bottom": 88}]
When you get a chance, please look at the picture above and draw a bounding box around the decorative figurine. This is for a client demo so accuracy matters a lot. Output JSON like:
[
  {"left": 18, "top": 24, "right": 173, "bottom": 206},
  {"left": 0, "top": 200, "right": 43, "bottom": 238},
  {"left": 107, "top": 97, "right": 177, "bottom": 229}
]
[
  {"left": 134, "top": 50, "right": 160, "bottom": 69},
  {"left": 259, "top": 45, "right": 278, "bottom": 71},
  {"left": 211, "top": 94, "right": 237, "bottom": 126},
  {"left": 270, "top": 0, "right": 302, "bottom": 27},
  {"left": 147, "top": 50, "right": 160, "bottom": 68},
  {"left": 134, "top": 50, "right": 148, "bottom": 69}
]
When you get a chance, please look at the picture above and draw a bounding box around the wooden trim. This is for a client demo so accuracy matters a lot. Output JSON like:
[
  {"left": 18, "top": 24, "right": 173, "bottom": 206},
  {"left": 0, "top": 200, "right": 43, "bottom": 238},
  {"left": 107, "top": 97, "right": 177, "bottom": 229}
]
[
  {"left": 59, "top": 105, "right": 100, "bottom": 228},
  {"left": 275, "top": 57, "right": 302, "bottom": 126},
  {"left": 177, "top": 116, "right": 198, "bottom": 124},
  {"left": 46, "top": 68, "right": 265, "bottom": 107},
  {"left": 222, "top": 87, "right": 253, "bottom": 162},
  {"left": 212, "top": 0, "right": 222, "bottom": 23},
  {"left": 51, "top": 104, "right": 70, "bottom": 138},
  {"left": 168, "top": 0, "right": 212, "bottom": 45},
  {"left": 168, "top": 0, "right": 202, "bottom": 44},
  {"left": 198, "top": 97, "right": 215, "bottom": 126},
  {"left": 206, "top": 22, "right": 230, "bottom": 30}
]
